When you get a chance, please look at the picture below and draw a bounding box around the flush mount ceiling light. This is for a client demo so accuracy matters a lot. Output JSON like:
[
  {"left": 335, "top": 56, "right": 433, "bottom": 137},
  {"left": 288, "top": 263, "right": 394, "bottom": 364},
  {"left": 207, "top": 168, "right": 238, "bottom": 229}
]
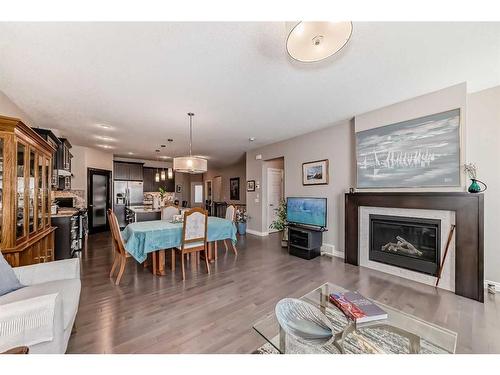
[
  {"left": 173, "top": 113, "right": 208, "bottom": 174},
  {"left": 286, "top": 22, "right": 352, "bottom": 63}
]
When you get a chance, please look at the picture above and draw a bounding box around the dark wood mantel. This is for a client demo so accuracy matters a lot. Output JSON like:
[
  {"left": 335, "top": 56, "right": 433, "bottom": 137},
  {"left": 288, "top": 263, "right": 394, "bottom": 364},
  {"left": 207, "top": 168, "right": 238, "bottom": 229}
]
[{"left": 345, "top": 192, "right": 484, "bottom": 302}]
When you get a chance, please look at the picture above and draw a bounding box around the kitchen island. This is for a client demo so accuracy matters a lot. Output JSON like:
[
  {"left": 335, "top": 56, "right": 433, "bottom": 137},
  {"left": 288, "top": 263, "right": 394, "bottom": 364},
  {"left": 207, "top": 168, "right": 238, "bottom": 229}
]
[{"left": 126, "top": 205, "right": 162, "bottom": 223}]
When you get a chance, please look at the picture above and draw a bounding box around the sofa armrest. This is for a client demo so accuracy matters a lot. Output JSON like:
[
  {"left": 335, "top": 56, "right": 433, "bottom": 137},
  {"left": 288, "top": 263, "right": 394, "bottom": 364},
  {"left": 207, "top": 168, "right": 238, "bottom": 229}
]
[
  {"left": 0, "top": 293, "right": 62, "bottom": 352},
  {"left": 13, "top": 258, "right": 80, "bottom": 286}
]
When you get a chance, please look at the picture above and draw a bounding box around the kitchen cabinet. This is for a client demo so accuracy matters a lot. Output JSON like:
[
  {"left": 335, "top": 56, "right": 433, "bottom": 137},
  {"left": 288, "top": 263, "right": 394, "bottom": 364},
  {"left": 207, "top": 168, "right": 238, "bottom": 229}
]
[
  {"left": 0, "top": 115, "right": 56, "bottom": 267},
  {"left": 113, "top": 161, "right": 144, "bottom": 181},
  {"left": 142, "top": 167, "right": 175, "bottom": 193},
  {"left": 57, "top": 138, "right": 72, "bottom": 172}
]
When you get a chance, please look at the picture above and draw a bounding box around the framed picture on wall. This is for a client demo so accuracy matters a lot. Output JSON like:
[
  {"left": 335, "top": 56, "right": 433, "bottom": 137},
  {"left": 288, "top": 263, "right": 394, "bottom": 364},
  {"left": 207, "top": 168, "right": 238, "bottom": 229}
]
[
  {"left": 230, "top": 177, "right": 240, "bottom": 200},
  {"left": 302, "top": 159, "right": 329, "bottom": 185},
  {"left": 247, "top": 180, "right": 256, "bottom": 192},
  {"left": 176, "top": 184, "right": 182, "bottom": 194},
  {"left": 355, "top": 109, "right": 461, "bottom": 188}
]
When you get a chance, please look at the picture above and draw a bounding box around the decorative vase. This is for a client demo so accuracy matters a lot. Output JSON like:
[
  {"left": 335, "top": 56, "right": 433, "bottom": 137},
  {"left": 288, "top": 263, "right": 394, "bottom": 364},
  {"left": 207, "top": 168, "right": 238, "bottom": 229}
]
[
  {"left": 237, "top": 222, "right": 247, "bottom": 235},
  {"left": 468, "top": 179, "right": 487, "bottom": 193},
  {"left": 281, "top": 227, "right": 289, "bottom": 248}
]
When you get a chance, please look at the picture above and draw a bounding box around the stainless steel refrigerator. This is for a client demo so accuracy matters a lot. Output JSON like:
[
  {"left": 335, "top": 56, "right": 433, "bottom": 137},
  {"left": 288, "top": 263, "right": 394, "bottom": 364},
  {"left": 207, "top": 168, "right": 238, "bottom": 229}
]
[{"left": 114, "top": 181, "right": 143, "bottom": 227}]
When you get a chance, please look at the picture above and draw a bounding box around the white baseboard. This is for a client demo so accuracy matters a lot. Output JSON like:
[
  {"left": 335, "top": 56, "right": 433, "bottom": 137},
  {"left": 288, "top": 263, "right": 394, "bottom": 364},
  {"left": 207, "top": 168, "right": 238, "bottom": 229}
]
[
  {"left": 246, "top": 229, "right": 269, "bottom": 237},
  {"left": 321, "top": 243, "right": 344, "bottom": 259},
  {"left": 485, "top": 279, "right": 500, "bottom": 293}
]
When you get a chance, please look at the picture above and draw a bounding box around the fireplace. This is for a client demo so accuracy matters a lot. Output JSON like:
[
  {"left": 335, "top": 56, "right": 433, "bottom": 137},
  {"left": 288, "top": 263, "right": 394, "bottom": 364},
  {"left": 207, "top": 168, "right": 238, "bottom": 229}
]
[{"left": 369, "top": 214, "right": 441, "bottom": 276}]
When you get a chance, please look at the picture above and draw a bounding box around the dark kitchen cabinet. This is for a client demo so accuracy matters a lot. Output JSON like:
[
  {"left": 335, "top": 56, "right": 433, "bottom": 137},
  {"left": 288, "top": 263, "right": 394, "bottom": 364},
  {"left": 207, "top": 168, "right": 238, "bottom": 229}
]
[
  {"left": 32, "top": 128, "right": 61, "bottom": 188},
  {"left": 113, "top": 162, "right": 144, "bottom": 181},
  {"left": 57, "top": 138, "right": 72, "bottom": 172},
  {"left": 142, "top": 167, "right": 174, "bottom": 193},
  {"left": 129, "top": 163, "right": 143, "bottom": 181}
]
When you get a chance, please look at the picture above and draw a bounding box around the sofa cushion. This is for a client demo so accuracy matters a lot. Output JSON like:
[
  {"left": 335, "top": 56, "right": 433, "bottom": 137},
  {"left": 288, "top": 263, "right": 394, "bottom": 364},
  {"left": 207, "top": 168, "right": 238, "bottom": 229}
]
[
  {"left": 0, "top": 279, "right": 81, "bottom": 330},
  {"left": 0, "top": 252, "right": 24, "bottom": 296}
]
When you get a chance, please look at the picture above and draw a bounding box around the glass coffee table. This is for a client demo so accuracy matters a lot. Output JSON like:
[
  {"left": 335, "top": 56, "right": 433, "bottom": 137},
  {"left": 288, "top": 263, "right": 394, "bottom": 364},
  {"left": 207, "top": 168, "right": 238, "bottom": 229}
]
[{"left": 253, "top": 282, "right": 457, "bottom": 354}]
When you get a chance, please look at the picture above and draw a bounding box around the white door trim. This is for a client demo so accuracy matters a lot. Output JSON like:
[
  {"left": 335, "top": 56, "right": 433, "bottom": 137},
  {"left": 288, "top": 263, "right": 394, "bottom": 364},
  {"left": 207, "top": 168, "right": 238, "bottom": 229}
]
[{"left": 267, "top": 167, "right": 284, "bottom": 233}]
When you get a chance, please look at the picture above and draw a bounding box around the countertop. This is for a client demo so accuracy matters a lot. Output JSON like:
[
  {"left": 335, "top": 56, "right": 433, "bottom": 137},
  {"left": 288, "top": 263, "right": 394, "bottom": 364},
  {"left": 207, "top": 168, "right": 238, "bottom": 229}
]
[
  {"left": 127, "top": 205, "right": 162, "bottom": 214},
  {"left": 52, "top": 208, "right": 79, "bottom": 218}
]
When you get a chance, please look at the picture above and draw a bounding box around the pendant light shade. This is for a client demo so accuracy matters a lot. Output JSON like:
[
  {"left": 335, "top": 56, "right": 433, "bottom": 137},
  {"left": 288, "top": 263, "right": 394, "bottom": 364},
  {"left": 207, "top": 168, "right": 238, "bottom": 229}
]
[
  {"left": 286, "top": 22, "right": 352, "bottom": 63},
  {"left": 155, "top": 171, "right": 160, "bottom": 182},
  {"left": 160, "top": 169, "right": 166, "bottom": 181},
  {"left": 173, "top": 113, "right": 208, "bottom": 174},
  {"left": 167, "top": 167, "right": 173, "bottom": 179}
]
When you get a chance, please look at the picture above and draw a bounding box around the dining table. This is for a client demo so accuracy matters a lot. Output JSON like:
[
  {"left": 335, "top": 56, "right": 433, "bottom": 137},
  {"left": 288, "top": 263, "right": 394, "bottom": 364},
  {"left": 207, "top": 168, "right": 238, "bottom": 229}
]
[{"left": 121, "top": 216, "right": 238, "bottom": 275}]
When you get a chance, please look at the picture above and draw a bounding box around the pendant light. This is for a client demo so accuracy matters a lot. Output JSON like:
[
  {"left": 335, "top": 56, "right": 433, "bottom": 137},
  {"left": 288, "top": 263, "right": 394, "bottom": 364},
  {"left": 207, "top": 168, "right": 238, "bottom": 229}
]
[
  {"left": 155, "top": 168, "right": 160, "bottom": 182},
  {"left": 286, "top": 22, "right": 352, "bottom": 63},
  {"left": 161, "top": 169, "right": 166, "bottom": 181},
  {"left": 167, "top": 167, "right": 173, "bottom": 179},
  {"left": 173, "top": 113, "right": 208, "bottom": 174}
]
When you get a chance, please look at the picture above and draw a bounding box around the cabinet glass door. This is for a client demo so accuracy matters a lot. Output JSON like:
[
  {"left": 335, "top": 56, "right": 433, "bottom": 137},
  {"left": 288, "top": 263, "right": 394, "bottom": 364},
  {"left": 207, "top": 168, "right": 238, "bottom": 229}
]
[
  {"left": 29, "top": 149, "right": 35, "bottom": 233},
  {"left": 38, "top": 154, "right": 44, "bottom": 230},
  {"left": 16, "top": 142, "right": 26, "bottom": 240},
  {"left": 45, "top": 158, "right": 50, "bottom": 226},
  {"left": 0, "top": 138, "right": 3, "bottom": 245}
]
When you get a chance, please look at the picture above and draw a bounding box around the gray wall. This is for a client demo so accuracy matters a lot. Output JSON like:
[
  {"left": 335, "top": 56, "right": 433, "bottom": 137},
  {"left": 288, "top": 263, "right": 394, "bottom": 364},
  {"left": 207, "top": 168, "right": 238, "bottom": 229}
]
[
  {"left": 247, "top": 83, "right": 500, "bottom": 284},
  {"left": 204, "top": 158, "right": 246, "bottom": 205},
  {"left": 246, "top": 119, "right": 354, "bottom": 255}
]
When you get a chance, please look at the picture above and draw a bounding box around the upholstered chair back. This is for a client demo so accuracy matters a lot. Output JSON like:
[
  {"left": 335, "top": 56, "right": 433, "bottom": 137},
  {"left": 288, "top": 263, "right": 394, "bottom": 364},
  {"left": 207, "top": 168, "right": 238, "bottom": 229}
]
[
  {"left": 225, "top": 205, "right": 236, "bottom": 222},
  {"left": 161, "top": 205, "right": 180, "bottom": 221},
  {"left": 182, "top": 208, "right": 208, "bottom": 242}
]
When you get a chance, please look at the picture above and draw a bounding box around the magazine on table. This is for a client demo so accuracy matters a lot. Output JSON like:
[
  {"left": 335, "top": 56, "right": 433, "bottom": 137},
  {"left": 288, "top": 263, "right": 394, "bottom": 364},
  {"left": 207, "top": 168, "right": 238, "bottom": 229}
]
[{"left": 329, "top": 291, "right": 388, "bottom": 324}]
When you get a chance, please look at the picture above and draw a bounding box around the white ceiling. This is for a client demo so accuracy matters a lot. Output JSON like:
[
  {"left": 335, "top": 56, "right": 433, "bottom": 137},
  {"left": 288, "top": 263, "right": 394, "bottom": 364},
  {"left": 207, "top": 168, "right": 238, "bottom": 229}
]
[{"left": 0, "top": 22, "right": 499, "bottom": 167}]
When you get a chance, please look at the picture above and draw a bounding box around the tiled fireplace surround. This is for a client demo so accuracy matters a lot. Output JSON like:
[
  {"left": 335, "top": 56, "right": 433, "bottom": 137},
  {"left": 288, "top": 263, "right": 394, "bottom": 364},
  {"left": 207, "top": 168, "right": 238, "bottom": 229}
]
[
  {"left": 359, "top": 206, "right": 456, "bottom": 292},
  {"left": 345, "top": 192, "right": 484, "bottom": 302}
]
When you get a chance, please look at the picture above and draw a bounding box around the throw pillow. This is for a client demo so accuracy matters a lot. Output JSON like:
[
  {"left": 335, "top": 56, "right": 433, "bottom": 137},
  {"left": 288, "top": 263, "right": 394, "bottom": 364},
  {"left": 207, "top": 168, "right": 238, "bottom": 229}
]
[{"left": 0, "top": 251, "right": 24, "bottom": 296}]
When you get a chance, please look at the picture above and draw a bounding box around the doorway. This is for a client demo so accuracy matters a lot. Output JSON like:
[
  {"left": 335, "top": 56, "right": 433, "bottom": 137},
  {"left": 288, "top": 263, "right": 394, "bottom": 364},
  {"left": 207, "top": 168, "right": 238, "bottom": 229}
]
[
  {"left": 87, "top": 168, "right": 112, "bottom": 234},
  {"left": 267, "top": 167, "right": 284, "bottom": 233},
  {"left": 190, "top": 182, "right": 204, "bottom": 208}
]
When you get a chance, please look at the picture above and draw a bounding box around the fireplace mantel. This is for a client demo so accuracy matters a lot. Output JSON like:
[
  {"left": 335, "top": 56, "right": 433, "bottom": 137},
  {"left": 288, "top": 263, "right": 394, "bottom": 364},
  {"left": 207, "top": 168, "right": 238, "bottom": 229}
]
[{"left": 345, "top": 192, "right": 484, "bottom": 302}]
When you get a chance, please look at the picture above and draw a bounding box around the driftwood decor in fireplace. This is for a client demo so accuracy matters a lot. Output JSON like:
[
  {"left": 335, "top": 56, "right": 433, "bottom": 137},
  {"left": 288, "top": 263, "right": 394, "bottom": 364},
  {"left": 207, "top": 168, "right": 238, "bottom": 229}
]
[{"left": 345, "top": 192, "right": 484, "bottom": 302}]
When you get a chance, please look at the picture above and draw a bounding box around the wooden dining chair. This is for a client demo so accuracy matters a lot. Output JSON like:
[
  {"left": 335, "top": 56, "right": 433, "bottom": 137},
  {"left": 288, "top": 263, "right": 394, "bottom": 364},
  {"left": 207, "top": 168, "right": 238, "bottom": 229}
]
[
  {"left": 107, "top": 209, "right": 132, "bottom": 285},
  {"left": 223, "top": 205, "right": 238, "bottom": 256},
  {"left": 173, "top": 208, "right": 210, "bottom": 280},
  {"left": 161, "top": 204, "right": 180, "bottom": 221}
]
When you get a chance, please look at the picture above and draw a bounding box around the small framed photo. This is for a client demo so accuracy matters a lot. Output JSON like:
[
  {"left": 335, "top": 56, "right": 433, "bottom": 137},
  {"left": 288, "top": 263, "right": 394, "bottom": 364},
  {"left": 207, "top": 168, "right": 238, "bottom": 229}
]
[
  {"left": 176, "top": 184, "right": 182, "bottom": 193},
  {"left": 247, "top": 180, "right": 256, "bottom": 192},
  {"left": 302, "top": 159, "right": 329, "bottom": 185}
]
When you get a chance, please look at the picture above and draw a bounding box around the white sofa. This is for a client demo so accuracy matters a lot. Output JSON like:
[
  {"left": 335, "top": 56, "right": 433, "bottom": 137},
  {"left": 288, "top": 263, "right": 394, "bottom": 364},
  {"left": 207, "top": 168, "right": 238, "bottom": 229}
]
[{"left": 0, "top": 258, "right": 81, "bottom": 354}]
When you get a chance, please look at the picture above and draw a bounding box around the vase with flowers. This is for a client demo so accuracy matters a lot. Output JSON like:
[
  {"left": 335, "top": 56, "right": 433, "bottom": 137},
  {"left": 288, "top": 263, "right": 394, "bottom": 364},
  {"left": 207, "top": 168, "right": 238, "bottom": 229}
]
[
  {"left": 235, "top": 209, "right": 249, "bottom": 235},
  {"left": 464, "top": 163, "right": 487, "bottom": 193}
]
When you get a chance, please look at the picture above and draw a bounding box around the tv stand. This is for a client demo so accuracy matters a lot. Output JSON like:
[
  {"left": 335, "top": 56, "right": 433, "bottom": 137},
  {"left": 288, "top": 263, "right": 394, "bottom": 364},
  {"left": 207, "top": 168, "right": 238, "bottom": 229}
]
[{"left": 288, "top": 225, "right": 324, "bottom": 260}]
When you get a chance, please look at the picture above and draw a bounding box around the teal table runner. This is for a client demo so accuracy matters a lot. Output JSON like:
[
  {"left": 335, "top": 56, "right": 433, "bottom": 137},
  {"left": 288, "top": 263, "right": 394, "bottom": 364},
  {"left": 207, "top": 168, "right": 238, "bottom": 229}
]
[{"left": 122, "top": 217, "right": 237, "bottom": 263}]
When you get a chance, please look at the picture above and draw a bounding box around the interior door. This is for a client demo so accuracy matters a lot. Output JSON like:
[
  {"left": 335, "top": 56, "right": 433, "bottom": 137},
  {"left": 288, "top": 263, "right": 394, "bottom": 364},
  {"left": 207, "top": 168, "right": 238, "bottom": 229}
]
[
  {"left": 190, "top": 182, "right": 204, "bottom": 208},
  {"left": 267, "top": 168, "right": 283, "bottom": 233},
  {"left": 87, "top": 168, "right": 112, "bottom": 233}
]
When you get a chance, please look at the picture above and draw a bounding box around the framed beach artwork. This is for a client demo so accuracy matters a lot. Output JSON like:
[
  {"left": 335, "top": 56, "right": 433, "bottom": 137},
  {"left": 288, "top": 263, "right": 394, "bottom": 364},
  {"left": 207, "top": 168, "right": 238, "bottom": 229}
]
[
  {"left": 302, "top": 159, "right": 329, "bottom": 185},
  {"left": 356, "top": 109, "right": 461, "bottom": 188}
]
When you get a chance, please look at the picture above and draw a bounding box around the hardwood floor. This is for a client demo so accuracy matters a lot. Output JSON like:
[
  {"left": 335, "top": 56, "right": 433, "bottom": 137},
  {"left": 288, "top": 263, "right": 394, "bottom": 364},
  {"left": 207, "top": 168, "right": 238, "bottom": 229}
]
[{"left": 68, "top": 231, "right": 500, "bottom": 354}]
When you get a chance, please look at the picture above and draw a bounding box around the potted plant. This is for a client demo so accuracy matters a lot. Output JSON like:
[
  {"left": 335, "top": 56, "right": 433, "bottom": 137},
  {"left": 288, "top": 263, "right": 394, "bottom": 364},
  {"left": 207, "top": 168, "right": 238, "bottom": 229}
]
[
  {"left": 158, "top": 186, "right": 167, "bottom": 206},
  {"left": 235, "top": 209, "right": 248, "bottom": 235},
  {"left": 269, "top": 199, "right": 288, "bottom": 248}
]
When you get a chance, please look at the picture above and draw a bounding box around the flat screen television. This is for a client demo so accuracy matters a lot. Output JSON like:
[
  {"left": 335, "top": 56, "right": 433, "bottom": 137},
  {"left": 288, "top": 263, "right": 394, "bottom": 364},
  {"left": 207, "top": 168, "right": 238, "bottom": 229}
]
[{"left": 286, "top": 197, "right": 327, "bottom": 229}]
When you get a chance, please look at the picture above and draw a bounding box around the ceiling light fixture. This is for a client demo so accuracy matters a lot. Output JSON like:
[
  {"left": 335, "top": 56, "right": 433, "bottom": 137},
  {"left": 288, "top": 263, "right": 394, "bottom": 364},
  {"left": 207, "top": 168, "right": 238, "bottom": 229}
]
[
  {"left": 249, "top": 137, "right": 255, "bottom": 142},
  {"left": 98, "top": 144, "right": 114, "bottom": 149},
  {"left": 167, "top": 168, "right": 173, "bottom": 179},
  {"left": 286, "top": 22, "right": 352, "bottom": 63},
  {"left": 173, "top": 113, "right": 208, "bottom": 174},
  {"left": 98, "top": 124, "right": 112, "bottom": 130}
]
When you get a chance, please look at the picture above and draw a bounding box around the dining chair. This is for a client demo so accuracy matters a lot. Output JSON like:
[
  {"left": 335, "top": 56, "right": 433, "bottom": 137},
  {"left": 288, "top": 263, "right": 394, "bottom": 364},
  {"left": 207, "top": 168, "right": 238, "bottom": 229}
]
[
  {"left": 107, "top": 209, "right": 133, "bottom": 285},
  {"left": 223, "top": 205, "right": 238, "bottom": 256},
  {"left": 172, "top": 208, "right": 210, "bottom": 280},
  {"left": 161, "top": 204, "right": 180, "bottom": 221}
]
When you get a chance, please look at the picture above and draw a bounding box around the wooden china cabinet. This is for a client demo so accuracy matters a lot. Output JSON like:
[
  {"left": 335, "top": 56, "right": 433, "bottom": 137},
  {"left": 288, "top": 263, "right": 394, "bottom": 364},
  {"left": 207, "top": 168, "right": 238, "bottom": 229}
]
[{"left": 0, "top": 115, "right": 56, "bottom": 267}]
